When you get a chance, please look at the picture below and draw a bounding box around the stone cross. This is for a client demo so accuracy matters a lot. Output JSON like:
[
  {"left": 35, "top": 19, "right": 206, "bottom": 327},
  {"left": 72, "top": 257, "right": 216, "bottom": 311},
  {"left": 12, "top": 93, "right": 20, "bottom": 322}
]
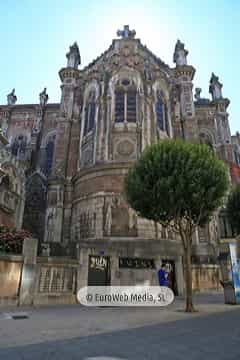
[{"left": 117, "top": 25, "right": 136, "bottom": 39}]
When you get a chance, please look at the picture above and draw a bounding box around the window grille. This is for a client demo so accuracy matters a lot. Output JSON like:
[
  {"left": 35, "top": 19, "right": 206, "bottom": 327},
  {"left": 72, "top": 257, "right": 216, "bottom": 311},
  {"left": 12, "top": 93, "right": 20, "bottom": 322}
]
[{"left": 39, "top": 266, "right": 75, "bottom": 293}]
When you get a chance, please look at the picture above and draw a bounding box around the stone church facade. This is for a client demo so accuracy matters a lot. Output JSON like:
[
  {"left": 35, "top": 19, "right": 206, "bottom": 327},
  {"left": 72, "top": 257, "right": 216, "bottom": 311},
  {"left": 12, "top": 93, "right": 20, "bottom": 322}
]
[{"left": 0, "top": 26, "right": 239, "bottom": 294}]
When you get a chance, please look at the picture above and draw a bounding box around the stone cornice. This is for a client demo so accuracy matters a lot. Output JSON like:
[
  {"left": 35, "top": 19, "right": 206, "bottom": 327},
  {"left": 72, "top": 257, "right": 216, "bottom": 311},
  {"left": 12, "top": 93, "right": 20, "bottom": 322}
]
[
  {"left": 0, "top": 103, "right": 60, "bottom": 112},
  {"left": 211, "top": 98, "right": 230, "bottom": 109},
  {"left": 173, "top": 65, "right": 196, "bottom": 80},
  {"left": 72, "top": 161, "right": 132, "bottom": 183},
  {"left": 59, "top": 67, "right": 81, "bottom": 82}
]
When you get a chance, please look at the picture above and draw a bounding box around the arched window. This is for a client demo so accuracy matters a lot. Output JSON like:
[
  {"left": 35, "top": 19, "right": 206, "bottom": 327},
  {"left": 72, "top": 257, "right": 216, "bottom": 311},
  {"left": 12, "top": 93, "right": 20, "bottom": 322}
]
[
  {"left": 83, "top": 91, "right": 96, "bottom": 136},
  {"left": 155, "top": 91, "right": 169, "bottom": 135},
  {"left": 115, "top": 79, "right": 137, "bottom": 123}
]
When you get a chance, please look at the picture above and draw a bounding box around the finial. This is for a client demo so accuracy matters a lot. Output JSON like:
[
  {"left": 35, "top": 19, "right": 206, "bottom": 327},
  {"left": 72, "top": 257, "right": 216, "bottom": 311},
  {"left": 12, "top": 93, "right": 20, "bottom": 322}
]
[{"left": 117, "top": 25, "right": 136, "bottom": 39}]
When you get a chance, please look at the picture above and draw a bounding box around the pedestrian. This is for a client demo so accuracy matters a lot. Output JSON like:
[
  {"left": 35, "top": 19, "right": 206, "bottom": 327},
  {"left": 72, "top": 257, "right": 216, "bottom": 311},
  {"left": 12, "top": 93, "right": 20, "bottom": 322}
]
[{"left": 158, "top": 264, "right": 169, "bottom": 286}]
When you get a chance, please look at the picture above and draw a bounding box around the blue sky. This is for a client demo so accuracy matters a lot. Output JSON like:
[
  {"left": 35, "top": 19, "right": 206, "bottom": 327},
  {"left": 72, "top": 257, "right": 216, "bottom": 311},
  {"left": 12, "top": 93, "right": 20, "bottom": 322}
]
[{"left": 0, "top": 0, "right": 239, "bottom": 133}]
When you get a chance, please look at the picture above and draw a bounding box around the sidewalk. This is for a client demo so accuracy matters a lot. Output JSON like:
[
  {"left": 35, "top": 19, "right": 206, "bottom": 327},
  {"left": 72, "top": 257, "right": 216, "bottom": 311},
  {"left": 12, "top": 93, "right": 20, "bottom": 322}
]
[{"left": 0, "top": 291, "right": 239, "bottom": 349}]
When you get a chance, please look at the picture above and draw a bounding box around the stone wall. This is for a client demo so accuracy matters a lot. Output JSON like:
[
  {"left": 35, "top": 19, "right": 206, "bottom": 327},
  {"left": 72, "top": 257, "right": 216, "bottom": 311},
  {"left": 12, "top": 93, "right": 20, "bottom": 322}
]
[
  {"left": 0, "top": 255, "right": 22, "bottom": 305},
  {"left": 192, "top": 264, "right": 221, "bottom": 292},
  {"left": 0, "top": 238, "right": 79, "bottom": 306}
]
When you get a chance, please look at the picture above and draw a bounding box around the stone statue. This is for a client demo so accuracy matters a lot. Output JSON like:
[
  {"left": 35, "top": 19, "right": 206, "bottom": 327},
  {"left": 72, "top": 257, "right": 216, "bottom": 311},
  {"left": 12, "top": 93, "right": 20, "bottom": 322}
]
[
  {"left": 209, "top": 73, "right": 223, "bottom": 100},
  {"left": 194, "top": 88, "right": 202, "bottom": 101},
  {"left": 104, "top": 201, "right": 112, "bottom": 236},
  {"left": 66, "top": 42, "right": 81, "bottom": 69},
  {"left": 32, "top": 116, "right": 42, "bottom": 135},
  {"left": 129, "top": 207, "right": 137, "bottom": 230},
  {"left": 144, "top": 59, "right": 152, "bottom": 81},
  {"left": 7, "top": 89, "right": 17, "bottom": 105},
  {"left": 1, "top": 118, "right": 8, "bottom": 136},
  {"left": 39, "top": 87, "right": 49, "bottom": 106},
  {"left": 46, "top": 212, "right": 54, "bottom": 242},
  {"left": 173, "top": 40, "right": 188, "bottom": 66},
  {"left": 117, "top": 25, "right": 136, "bottom": 39}
]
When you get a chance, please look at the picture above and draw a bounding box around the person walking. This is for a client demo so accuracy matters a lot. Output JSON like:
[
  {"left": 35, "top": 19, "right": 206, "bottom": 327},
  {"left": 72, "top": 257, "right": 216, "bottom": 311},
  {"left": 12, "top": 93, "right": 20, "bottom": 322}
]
[{"left": 158, "top": 264, "right": 169, "bottom": 286}]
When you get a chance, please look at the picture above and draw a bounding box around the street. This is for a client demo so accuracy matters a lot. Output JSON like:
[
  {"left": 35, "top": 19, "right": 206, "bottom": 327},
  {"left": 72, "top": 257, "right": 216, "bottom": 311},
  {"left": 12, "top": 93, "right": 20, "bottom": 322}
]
[{"left": 0, "top": 293, "right": 240, "bottom": 359}]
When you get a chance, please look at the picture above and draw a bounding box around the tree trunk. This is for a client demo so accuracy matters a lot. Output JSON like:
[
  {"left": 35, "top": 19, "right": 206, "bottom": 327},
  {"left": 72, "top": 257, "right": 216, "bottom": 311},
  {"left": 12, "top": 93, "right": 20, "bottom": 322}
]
[
  {"left": 184, "top": 234, "right": 196, "bottom": 312},
  {"left": 154, "top": 221, "right": 158, "bottom": 240}
]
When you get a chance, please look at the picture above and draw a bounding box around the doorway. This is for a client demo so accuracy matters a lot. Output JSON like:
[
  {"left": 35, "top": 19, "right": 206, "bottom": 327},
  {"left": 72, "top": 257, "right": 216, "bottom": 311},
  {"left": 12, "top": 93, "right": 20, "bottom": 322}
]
[
  {"left": 162, "top": 259, "right": 178, "bottom": 295},
  {"left": 88, "top": 255, "right": 111, "bottom": 286}
]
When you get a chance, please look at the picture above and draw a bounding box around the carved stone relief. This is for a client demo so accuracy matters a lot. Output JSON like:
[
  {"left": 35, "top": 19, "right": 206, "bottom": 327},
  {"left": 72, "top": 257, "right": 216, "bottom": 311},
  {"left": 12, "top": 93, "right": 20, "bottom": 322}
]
[
  {"left": 103, "top": 196, "right": 137, "bottom": 237},
  {"left": 79, "top": 211, "right": 96, "bottom": 239},
  {"left": 113, "top": 136, "right": 137, "bottom": 161},
  {"left": 81, "top": 140, "right": 94, "bottom": 167}
]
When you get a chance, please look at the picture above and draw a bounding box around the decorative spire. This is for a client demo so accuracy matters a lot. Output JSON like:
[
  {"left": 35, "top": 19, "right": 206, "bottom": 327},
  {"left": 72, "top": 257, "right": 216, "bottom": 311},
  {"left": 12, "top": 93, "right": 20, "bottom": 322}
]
[
  {"left": 117, "top": 25, "right": 136, "bottom": 39},
  {"left": 209, "top": 73, "right": 223, "bottom": 100},
  {"left": 66, "top": 42, "right": 81, "bottom": 69},
  {"left": 173, "top": 39, "right": 188, "bottom": 66},
  {"left": 7, "top": 88, "right": 17, "bottom": 105}
]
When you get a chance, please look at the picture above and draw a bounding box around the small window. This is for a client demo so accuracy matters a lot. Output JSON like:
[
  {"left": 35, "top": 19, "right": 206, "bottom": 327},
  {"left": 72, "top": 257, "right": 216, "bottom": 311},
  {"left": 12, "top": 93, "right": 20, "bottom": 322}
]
[{"left": 122, "top": 79, "right": 130, "bottom": 86}]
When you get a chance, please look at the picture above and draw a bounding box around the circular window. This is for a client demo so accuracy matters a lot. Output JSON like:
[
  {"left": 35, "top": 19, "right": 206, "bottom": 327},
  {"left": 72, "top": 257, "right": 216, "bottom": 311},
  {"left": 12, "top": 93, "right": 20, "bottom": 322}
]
[{"left": 121, "top": 79, "right": 130, "bottom": 86}]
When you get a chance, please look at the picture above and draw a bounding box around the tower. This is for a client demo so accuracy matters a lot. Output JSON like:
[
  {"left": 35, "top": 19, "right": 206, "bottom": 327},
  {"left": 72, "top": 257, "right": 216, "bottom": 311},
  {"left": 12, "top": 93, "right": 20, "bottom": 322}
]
[
  {"left": 209, "top": 73, "right": 233, "bottom": 163},
  {"left": 172, "top": 40, "right": 197, "bottom": 141},
  {"left": 44, "top": 42, "right": 83, "bottom": 245}
]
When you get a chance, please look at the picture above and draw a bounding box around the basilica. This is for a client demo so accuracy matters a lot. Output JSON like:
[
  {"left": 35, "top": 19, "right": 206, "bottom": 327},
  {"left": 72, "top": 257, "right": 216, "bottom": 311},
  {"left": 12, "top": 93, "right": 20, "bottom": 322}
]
[{"left": 0, "top": 26, "right": 239, "bottom": 294}]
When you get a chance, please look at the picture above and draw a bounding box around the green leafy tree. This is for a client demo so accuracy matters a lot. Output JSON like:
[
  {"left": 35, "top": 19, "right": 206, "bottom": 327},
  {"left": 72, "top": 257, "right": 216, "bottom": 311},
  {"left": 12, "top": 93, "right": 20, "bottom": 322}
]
[
  {"left": 125, "top": 139, "right": 229, "bottom": 312},
  {"left": 226, "top": 184, "right": 240, "bottom": 236}
]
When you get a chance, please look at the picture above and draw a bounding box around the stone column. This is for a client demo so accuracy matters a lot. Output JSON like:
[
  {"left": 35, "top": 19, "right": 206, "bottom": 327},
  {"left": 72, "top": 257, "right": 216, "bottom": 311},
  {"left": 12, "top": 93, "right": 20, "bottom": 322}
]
[
  {"left": 173, "top": 65, "right": 197, "bottom": 141},
  {"left": 213, "top": 98, "right": 233, "bottom": 163},
  {"left": 19, "top": 237, "right": 38, "bottom": 305}
]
